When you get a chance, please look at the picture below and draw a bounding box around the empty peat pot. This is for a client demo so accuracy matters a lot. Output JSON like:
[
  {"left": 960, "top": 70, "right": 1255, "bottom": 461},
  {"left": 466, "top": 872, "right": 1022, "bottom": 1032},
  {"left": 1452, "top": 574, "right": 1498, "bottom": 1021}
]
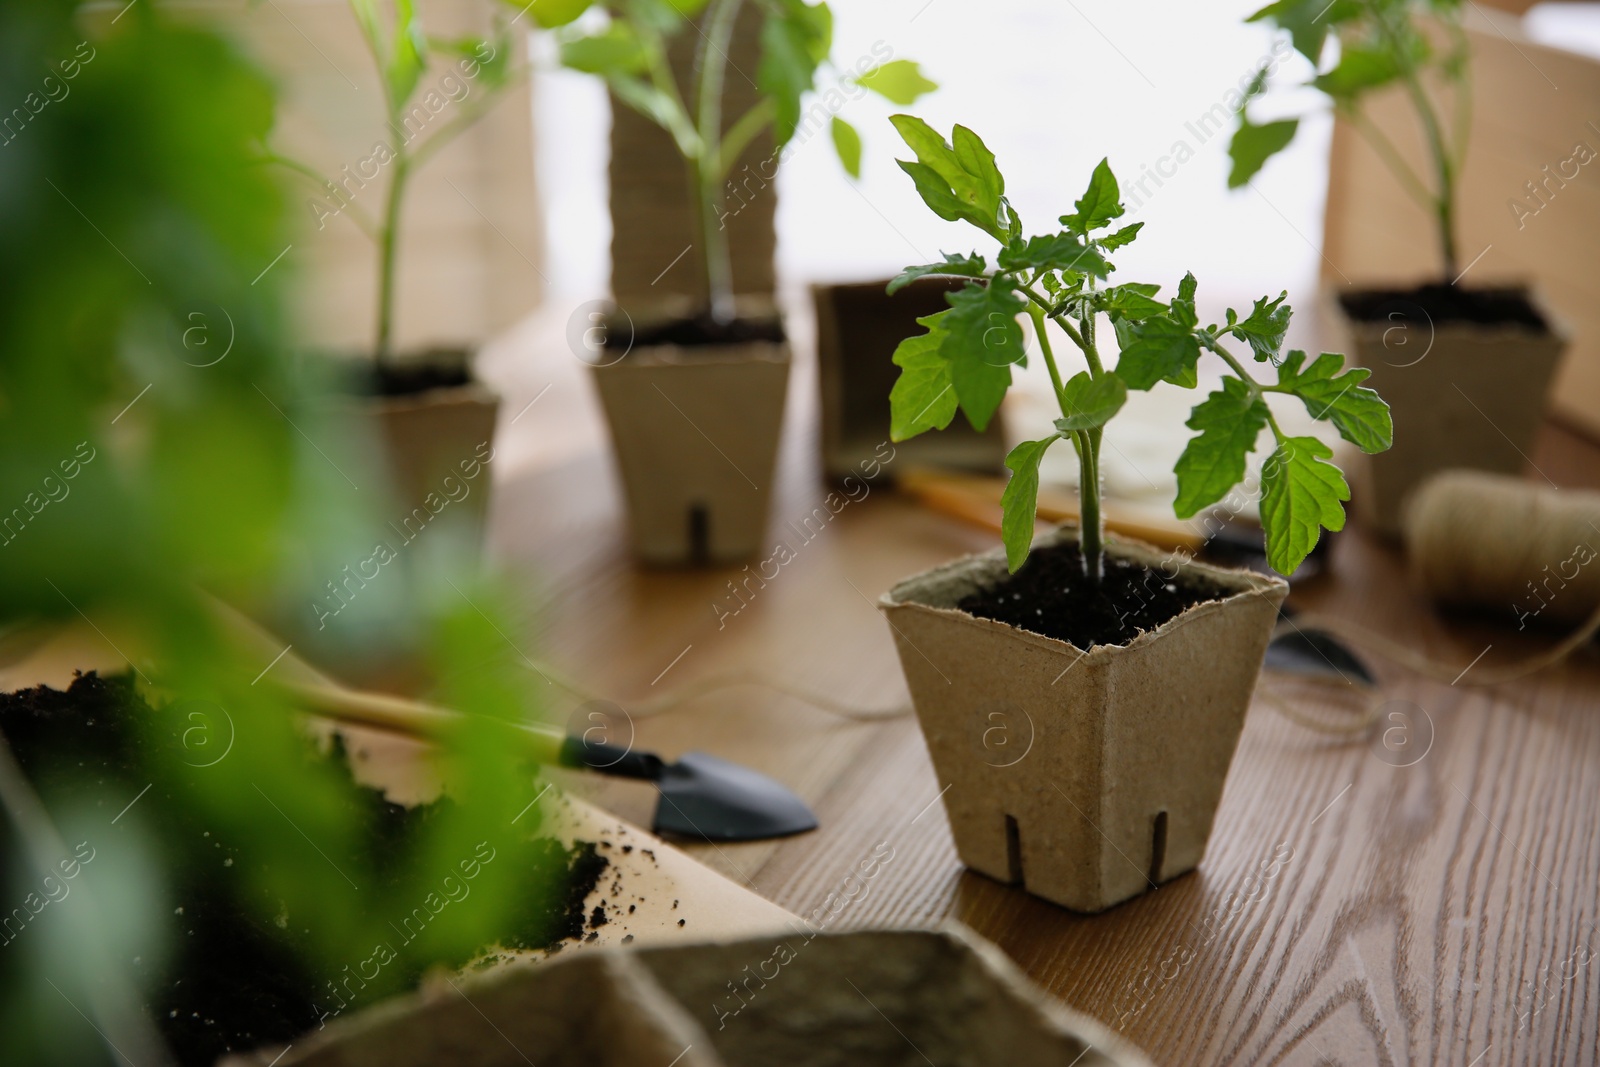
[
  {"left": 1331, "top": 283, "right": 1566, "bottom": 537},
  {"left": 812, "top": 277, "right": 1006, "bottom": 483},
  {"left": 878, "top": 525, "right": 1287, "bottom": 913},
  {"left": 590, "top": 312, "right": 789, "bottom": 566},
  {"left": 223, "top": 924, "right": 1152, "bottom": 1067}
]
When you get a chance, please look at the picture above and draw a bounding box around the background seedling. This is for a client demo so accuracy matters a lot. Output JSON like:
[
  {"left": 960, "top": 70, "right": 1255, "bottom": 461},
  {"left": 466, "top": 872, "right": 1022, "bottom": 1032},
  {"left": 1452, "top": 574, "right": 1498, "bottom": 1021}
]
[
  {"left": 539, "top": 0, "right": 935, "bottom": 323},
  {"left": 1227, "top": 0, "right": 1471, "bottom": 280}
]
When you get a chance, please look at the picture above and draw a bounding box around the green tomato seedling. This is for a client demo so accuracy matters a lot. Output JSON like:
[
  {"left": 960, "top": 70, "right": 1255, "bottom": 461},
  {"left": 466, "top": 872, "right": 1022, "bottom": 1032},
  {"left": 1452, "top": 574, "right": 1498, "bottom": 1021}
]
[{"left": 885, "top": 118, "right": 1394, "bottom": 580}]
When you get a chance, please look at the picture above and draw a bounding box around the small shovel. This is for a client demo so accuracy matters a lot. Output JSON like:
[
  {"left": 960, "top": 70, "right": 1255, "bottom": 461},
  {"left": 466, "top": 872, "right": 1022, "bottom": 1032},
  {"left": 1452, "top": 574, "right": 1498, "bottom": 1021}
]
[
  {"left": 1262, "top": 605, "right": 1376, "bottom": 687},
  {"left": 289, "top": 682, "right": 818, "bottom": 843}
]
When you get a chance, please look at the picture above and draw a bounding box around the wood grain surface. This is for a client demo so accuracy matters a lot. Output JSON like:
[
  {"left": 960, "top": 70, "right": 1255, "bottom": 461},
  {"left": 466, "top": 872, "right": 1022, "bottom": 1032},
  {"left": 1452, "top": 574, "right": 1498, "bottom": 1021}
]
[{"left": 483, "top": 319, "right": 1600, "bottom": 1066}]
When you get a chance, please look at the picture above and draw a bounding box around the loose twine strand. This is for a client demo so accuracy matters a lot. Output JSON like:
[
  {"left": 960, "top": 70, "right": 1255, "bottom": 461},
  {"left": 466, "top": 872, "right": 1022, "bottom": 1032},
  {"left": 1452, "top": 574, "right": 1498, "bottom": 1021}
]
[
  {"left": 1261, "top": 472, "right": 1600, "bottom": 736},
  {"left": 545, "top": 475, "right": 1600, "bottom": 738},
  {"left": 532, "top": 658, "right": 912, "bottom": 724}
]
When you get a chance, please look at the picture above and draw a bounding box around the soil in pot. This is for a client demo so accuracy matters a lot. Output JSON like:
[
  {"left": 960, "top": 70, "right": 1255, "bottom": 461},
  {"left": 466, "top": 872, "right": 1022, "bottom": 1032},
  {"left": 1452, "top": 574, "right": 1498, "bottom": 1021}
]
[
  {"left": 609, "top": 313, "right": 785, "bottom": 353},
  {"left": 331, "top": 348, "right": 477, "bottom": 398},
  {"left": 1338, "top": 284, "right": 1549, "bottom": 331},
  {"left": 956, "top": 541, "right": 1228, "bottom": 650},
  {"left": 0, "top": 672, "right": 608, "bottom": 1067}
]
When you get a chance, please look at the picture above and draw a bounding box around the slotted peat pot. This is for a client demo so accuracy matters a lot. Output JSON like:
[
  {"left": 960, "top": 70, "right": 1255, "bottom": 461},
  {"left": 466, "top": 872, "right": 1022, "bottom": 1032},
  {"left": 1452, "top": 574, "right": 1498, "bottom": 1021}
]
[
  {"left": 590, "top": 313, "right": 789, "bottom": 566},
  {"left": 878, "top": 526, "right": 1287, "bottom": 913},
  {"left": 1333, "top": 283, "right": 1566, "bottom": 536}
]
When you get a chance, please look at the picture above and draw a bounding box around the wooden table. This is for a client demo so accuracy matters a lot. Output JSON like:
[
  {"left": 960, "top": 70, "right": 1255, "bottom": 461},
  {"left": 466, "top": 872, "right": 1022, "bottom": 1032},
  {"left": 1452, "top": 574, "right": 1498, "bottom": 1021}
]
[{"left": 482, "top": 319, "right": 1600, "bottom": 1066}]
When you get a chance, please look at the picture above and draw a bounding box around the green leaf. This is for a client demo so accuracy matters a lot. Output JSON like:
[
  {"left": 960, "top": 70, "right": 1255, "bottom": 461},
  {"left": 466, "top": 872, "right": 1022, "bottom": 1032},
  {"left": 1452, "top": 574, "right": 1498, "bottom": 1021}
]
[
  {"left": 1314, "top": 45, "right": 1403, "bottom": 97},
  {"left": 1001, "top": 197, "right": 1023, "bottom": 241},
  {"left": 897, "top": 160, "right": 976, "bottom": 228},
  {"left": 888, "top": 313, "right": 958, "bottom": 441},
  {"left": 886, "top": 252, "right": 987, "bottom": 295},
  {"left": 856, "top": 59, "right": 938, "bottom": 105},
  {"left": 1232, "top": 291, "right": 1292, "bottom": 361},
  {"left": 475, "top": 27, "right": 515, "bottom": 88},
  {"left": 526, "top": 0, "right": 595, "bottom": 29},
  {"left": 1100, "top": 221, "right": 1144, "bottom": 250},
  {"left": 939, "top": 280, "right": 1026, "bottom": 431},
  {"left": 891, "top": 115, "right": 1006, "bottom": 239},
  {"left": 1173, "top": 378, "right": 1270, "bottom": 517},
  {"left": 1053, "top": 371, "right": 1127, "bottom": 432},
  {"left": 831, "top": 116, "right": 862, "bottom": 178},
  {"left": 385, "top": 0, "right": 428, "bottom": 106},
  {"left": 1170, "top": 271, "right": 1198, "bottom": 329},
  {"left": 1260, "top": 436, "right": 1349, "bottom": 575},
  {"left": 952, "top": 125, "right": 1003, "bottom": 209},
  {"left": 1227, "top": 117, "right": 1298, "bottom": 188},
  {"left": 1246, "top": 0, "right": 1359, "bottom": 62},
  {"left": 758, "top": 0, "right": 831, "bottom": 145},
  {"left": 561, "top": 22, "right": 648, "bottom": 74},
  {"left": 1000, "top": 435, "right": 1059, "bottom": 572},
  {"left": 625, "top": 0, "right": 711, "bottom": 31},
  {"left": 608, "top": 77, "right": 699, "bottom": 156},
  {"left": 1116, "top": 314, "right": 1200, "bottom": 390},
  {"left": 996, "top": 232, "right": 1110, "bottom": 277},
  {"left": 1059, "top": 158, "right": 1125, "bottom": 235},
  {"left": 1099, "top": 282, "right": 1165, "bottom": 321},
  {"left": 1273, "top": 350, "right": 1393, "bottom": 454}
]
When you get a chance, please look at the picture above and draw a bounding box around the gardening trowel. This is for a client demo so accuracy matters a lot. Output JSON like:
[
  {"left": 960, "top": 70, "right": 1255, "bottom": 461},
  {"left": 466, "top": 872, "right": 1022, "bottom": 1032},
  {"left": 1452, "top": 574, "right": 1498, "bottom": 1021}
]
[
  {"left": 1262, "top": 605, "right": 1376, "bottom": 686},
  {"left": 191, "top": 602, "right": 818, "bottom": 844},
  {"left": 289, "top": 681, "right": 818, "bottom": 844},
  {"left": 559, "top": 735, "right": 818, "bottom": 842}
]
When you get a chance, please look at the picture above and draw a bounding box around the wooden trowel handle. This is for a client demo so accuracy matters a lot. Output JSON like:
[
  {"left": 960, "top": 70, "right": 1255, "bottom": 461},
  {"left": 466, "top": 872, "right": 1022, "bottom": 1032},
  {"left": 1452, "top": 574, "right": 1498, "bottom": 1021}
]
[
  {"left": 200, "top": 598, "right": 566, "bottom": 765},
  {"left": 284, "top": 681, "right": 566, "bottom": 766}
]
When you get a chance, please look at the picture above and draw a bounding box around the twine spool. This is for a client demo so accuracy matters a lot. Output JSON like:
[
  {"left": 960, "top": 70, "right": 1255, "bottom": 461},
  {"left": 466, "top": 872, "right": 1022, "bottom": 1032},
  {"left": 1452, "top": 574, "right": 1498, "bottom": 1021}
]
[{"left": 1403, "top": 471, "right": 1600, "bottom": 626}]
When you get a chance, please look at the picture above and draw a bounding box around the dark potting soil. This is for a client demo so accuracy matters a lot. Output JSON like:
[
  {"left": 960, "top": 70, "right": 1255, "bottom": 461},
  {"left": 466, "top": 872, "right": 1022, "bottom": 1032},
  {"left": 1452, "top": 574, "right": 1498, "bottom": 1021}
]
[
  {"left": 1339, "top": 284, "right": 1548, "bottom": 331},
  {"left": 329, "top": 349, "right": 475, "bottom": 398},
  {"left": 0, "top": 672, "right": 608, "bottom": 1067},
  {"left": 611, "top": 312, "right": 786, "bottom": 351},
  {"left": 957, "top": 541, "right": 1227, "bottom": 649}
]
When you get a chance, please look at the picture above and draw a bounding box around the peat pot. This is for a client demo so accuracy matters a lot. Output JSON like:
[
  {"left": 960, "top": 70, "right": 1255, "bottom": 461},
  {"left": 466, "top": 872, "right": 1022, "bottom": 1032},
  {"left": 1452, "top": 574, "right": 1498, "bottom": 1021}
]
[
  {"left": 225, "top": 925, "right": 1153, "bottom": 1067},
  {"left": 813, "top": 277, "right": 1006, "bottom": 484},
  {"left": 590, "top": 317, "right": 789, "bottom": 566},
  {"left": 346, "top": 348, "right": 501, "bottom": 548},
  {"left": 878, "top": 526, "right": 1287, "bottom": 913},
  {"left": 1332, "top": 284, "right": 1567, "bottom": 537}
]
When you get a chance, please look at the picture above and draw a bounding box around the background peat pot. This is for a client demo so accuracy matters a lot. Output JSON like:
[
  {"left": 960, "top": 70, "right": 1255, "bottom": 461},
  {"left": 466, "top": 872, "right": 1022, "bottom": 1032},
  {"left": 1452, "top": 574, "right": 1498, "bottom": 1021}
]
[
  {"left": 224, "top": 926, "right": 1153, "bottom": 1067},
  {"left": 590, "top": 312, "right": 790, "bottom": 565},
  {"left": 350, "top": 349, "right": 502, "bottom": 549},
  {"left": 879, "top": 527, "right": 1287, "bottom": 914},
  {"left": 813, "top": 277, "right": 1006, "bottom": 484},
  {"left": 1332, "top": 285, "right": 1566, "bottom": 536}
]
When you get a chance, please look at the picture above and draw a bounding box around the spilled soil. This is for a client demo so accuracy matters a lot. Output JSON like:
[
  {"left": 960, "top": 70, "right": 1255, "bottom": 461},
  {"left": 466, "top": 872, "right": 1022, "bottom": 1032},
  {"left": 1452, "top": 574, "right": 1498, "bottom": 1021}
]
[{"left": 0, "top": 672, "right": 608, "bottom": 1066}]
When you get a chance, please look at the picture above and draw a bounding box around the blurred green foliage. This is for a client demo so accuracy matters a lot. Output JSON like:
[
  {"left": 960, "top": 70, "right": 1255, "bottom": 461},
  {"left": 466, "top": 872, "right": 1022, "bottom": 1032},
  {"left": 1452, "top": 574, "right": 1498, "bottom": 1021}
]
[{"left": 0, "top": 3, "right": 560, "bottom": 1064}]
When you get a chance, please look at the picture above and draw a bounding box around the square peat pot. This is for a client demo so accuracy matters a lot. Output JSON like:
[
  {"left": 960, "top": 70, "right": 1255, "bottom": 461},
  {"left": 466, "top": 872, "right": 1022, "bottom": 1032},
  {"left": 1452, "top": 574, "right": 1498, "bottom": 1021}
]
[
  {"left": 878, "top": 526, "right": 1287, "bottom": 913},
  {"left": 223, "top": 925, "right": 1153, "bottom": 1067},
  {"left": 331, "top": 348, "right": 502, "bottom": 550},
  {"left": 812, "top": 278, "right": 1007, "bottom": 484},
  {"left": 1331, "top": 284, "right": 1567, "bottom": 537},
  {"left": 590, "top": 326, "right": 789, "bottom": 566},
  {"left": 368, "top": 381, "right": 500, "bottom": 538}
]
